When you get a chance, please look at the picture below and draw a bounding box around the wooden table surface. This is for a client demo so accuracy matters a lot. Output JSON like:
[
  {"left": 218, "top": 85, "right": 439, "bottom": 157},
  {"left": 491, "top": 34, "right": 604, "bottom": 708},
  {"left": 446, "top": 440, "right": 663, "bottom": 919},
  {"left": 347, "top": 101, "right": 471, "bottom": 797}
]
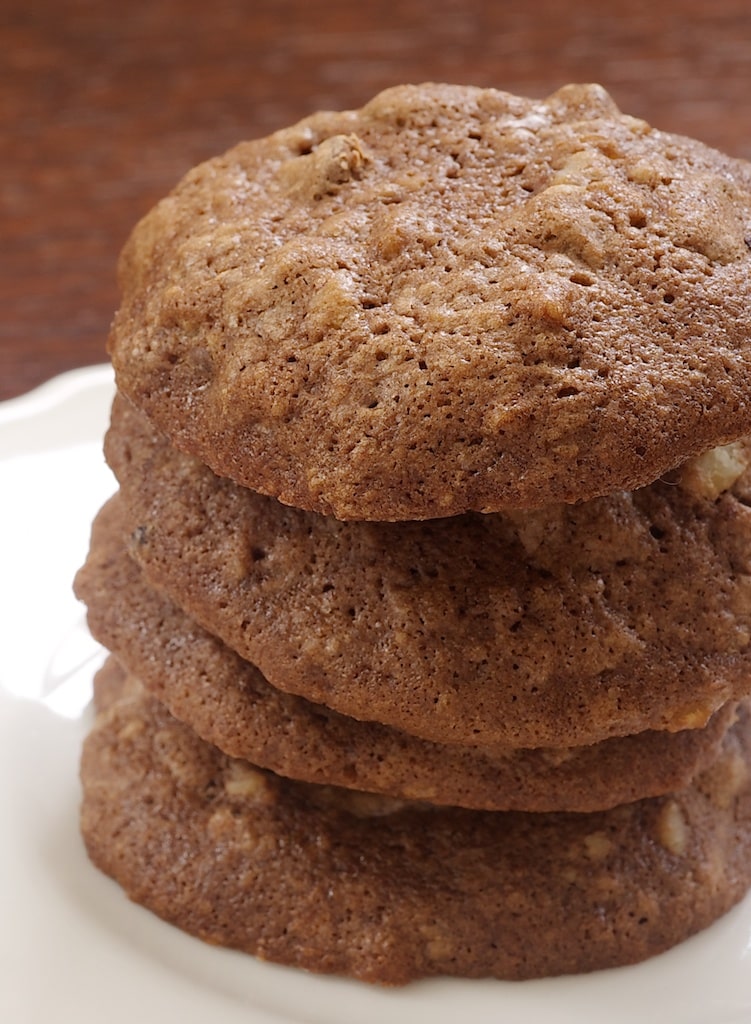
[{"left": 3, "top": 0, "right": 751, "bottom": 401}]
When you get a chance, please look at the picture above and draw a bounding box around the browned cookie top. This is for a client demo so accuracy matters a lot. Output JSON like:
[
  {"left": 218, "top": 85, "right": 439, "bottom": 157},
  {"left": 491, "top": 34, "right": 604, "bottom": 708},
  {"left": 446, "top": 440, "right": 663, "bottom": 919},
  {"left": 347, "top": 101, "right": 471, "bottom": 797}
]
[
  {"left": 106, "top": 396, "right": 751, "bottom": 748},
  {"left": 109, "top": 82, "right": 751, "bottom": 520},
  {"left": 81, "top": 670, "right": 751, "bottom": 984},
  {"left": 75, "top": 499, "right": 741, "bottom": 812}
]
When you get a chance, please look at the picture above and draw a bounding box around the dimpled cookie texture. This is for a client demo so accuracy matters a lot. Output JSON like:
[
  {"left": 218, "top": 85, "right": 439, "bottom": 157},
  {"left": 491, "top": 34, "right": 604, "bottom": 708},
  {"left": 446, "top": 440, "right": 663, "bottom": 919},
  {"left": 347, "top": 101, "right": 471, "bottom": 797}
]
[
  {"left": 103, "top": 396, "right": 751, "bottom": 749},
  {"left": 73, "top": 501, "right": 742, "bottom": 814},
  {"left": 109, "top": 82, "right": 751, "bottom": 520}
]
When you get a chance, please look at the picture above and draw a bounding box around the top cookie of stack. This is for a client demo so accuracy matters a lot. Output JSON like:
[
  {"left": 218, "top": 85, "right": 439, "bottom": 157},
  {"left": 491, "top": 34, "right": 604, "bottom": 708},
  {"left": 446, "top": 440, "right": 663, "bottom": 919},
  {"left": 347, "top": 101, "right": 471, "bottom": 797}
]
[{"left": 109, "top": 82, "right": 751, "bottom": 521}]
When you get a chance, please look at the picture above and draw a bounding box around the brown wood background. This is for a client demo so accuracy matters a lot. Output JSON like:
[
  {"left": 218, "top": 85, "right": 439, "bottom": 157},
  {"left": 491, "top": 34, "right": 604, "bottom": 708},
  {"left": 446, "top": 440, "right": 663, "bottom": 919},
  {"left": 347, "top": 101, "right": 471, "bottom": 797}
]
[{"left": 3, "top": 0, "right": 751, "bottom": 400}]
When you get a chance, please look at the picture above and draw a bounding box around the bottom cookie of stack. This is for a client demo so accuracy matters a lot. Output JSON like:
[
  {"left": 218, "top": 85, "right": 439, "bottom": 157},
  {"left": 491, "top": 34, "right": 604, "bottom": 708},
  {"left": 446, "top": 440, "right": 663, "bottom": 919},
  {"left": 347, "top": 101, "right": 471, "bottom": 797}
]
[{"left": 81, "top": 658, "right": 751, "bottom": 986}]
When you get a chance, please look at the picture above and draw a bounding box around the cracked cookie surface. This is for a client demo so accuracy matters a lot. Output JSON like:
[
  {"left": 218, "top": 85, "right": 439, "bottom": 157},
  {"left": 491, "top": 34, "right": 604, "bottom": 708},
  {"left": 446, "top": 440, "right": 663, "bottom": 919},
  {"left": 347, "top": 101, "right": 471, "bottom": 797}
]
[{"left": 109, "top": 83, "right": 751, "bottom": 519}]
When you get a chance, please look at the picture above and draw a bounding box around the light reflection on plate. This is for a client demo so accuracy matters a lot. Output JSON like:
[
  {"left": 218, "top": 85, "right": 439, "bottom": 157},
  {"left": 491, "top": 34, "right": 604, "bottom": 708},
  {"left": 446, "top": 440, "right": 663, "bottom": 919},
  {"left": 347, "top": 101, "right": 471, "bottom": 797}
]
[{"left": 1, "top": 366, "right": 750, "bottom": 1024}]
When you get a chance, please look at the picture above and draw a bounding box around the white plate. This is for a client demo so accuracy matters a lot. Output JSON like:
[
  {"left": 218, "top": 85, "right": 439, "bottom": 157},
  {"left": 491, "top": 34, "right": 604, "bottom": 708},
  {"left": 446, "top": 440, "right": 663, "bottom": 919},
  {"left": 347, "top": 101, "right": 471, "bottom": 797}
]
[{"left": 2, "top": 365, "right": 751, "bottom": 1024}]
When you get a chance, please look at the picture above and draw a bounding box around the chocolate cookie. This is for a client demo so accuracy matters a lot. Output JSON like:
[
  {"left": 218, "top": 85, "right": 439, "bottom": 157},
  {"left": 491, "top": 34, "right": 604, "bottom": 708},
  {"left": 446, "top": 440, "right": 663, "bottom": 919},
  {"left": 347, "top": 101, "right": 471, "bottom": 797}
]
[
  {"left": 108, "top": 83, "right": 751, "bottom": 520},
  {"left": 80, "top": 667, "right": 751, "bottom": 984},
  {"left": 106, "top": 395, "right": 751, "bottom": 748},
  {"left": 75, "top": 499, "right": 741, "bottom": 812}
]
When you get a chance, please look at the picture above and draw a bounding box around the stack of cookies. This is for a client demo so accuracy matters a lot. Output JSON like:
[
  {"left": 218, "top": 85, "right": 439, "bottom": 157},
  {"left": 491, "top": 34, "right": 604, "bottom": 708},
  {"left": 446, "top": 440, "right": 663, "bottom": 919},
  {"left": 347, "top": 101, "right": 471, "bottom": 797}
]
[{"left": 75, "top": 83, "right": 751, "bottom": 984}]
